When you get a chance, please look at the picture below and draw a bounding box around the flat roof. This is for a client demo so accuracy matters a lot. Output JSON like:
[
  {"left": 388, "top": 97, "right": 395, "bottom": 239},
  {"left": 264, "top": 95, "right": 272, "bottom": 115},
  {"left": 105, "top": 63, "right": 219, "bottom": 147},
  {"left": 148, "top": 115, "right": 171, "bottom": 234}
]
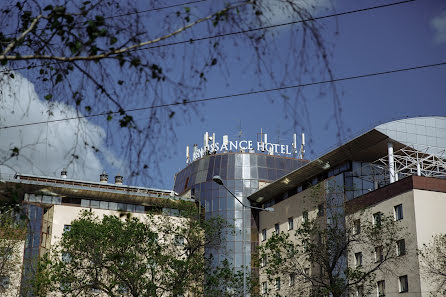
[{"left": 0, "top": 174, "right": 190, "bottom": 206}]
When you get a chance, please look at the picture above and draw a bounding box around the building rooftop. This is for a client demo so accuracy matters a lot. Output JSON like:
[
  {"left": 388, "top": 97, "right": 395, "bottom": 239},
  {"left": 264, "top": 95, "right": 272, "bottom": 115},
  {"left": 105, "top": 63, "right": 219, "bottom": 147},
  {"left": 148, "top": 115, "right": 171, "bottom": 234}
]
[{"left": 0, "top": 173, "right": 190, "bottom": 207}]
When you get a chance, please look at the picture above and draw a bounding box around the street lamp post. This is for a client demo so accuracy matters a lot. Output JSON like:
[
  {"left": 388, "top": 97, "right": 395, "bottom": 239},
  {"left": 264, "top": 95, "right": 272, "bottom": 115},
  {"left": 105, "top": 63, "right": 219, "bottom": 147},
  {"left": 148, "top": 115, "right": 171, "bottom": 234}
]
[{"left": 212, "top": 175, "right": 273, "bottom": 296}]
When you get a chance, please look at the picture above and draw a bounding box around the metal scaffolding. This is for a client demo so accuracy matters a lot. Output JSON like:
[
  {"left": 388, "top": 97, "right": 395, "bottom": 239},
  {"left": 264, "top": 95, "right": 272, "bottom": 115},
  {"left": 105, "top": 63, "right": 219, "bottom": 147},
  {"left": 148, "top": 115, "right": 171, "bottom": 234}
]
[{"left": 354, "top": 145, "right": 446, "bottom": 188}]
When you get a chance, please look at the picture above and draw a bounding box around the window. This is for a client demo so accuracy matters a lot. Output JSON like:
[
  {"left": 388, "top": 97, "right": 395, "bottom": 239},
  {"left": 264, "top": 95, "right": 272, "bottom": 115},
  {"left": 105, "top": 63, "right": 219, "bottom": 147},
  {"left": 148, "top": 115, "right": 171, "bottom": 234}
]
[
  {"left": 302, "top": 211, "right": 309, "bottom": 223},
  {"left": 288, "top": 217, "right": 294, "bottom": 230},
  {"left": 377, "top": 280, "right": 385, "bottom": 296},
  {"left": 318, "top": 204, "right": 324, "bottom": 217},
  {"left": 397, "top": 239, "right": 406, "bottom": 256},
  {"left": 260, "top": 255, "right": 267, "bottom": 268},
  {"left": 0, "top": 275, "right": 10, "bottom": 289},
  {"left": 399, "top": 275, "right": 408, "bottom": 292},
  {"left": 289, "top": 273, "right": 295, "bottom": 286},
  {"left": 60, "top": 281, "right": 71, "bottom": 291},
  {"left": 356, "top": 285, "right": 364, "bottom": 297},
  {"left": 353, "top": 219, "right": 361, "bottom": 235},
  {"left": 375, "top": 246, "right": 383, "bottom": 262},
  {"left": 62, "top": 252, "right": 72, "bottom": 263},
  {"left": 175, "top": 235, "right": 185, "bottom": 246},
  {"left": 261, "top": 229, "right": 267, "bottom": 241},
  {"left": 355, "top": 252, "right": 363, "bottom": 267},
  {"left": 275, "top": 223, "right": 280, "bottom": 234},
  {"left": 394, "top": 204, "right": 403, "bottom": 221},
  {"left": 262, "top": 281, "right": 267, "bottom": 294},
  {"left": 118, "top": 284, "right": 129, "bottom": 294},
  {"left": 63, "top": 224, "right": 71, "bottom": 233},
  {"left": 275, "top": 277, "right": 281, "bottom": 291},
  {"left": 373, "top": 212, "right": 382, "bottom": 227}
]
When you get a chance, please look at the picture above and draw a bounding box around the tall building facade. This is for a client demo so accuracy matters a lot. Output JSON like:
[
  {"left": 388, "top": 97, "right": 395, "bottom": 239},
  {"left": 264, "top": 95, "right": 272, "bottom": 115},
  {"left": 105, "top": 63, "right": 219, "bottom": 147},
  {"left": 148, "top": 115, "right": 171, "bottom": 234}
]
[{"left": 174, "top": 134, "right": 308, "bottom": 276}]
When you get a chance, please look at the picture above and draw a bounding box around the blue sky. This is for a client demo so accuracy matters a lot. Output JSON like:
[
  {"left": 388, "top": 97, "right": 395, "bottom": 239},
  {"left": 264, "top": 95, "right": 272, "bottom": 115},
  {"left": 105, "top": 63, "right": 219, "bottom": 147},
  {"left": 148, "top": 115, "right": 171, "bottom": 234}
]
[
  {"left": 158, "top": 0, "right": 446, "bottom": 188},
  {"left": 1, "top": 0, "right": 445, "bottom": 189}
]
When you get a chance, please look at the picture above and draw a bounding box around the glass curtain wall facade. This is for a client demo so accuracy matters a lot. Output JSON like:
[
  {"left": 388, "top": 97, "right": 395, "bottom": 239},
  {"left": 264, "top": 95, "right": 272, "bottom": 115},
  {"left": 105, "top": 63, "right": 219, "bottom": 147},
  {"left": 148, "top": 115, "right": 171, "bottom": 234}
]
[{"left": 174, "top": 153, "right": 307, "bottom": 272}]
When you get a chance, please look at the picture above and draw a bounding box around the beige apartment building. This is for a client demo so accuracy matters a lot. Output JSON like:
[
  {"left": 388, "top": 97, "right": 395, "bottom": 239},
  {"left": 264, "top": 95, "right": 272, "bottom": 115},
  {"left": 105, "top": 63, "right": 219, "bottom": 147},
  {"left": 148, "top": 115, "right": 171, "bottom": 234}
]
[
  {"left": 250, "top": 116, "right": 446, "bottom": 297},
  {"left": 346, "top": 175, "right": 446, "bottom": 297},
  {"left": 0, "top": 172, "right": 193, "bottom": 297}
]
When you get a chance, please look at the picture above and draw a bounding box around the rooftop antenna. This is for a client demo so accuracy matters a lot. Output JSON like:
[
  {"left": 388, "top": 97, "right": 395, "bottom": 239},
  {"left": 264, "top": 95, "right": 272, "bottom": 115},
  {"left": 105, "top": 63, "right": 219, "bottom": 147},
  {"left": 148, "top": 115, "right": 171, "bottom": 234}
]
[
  {"left": 292, "top": 133, "right": 298, "bottom": 154},
  {"left": 257, "top": 128, "right": 266, "bottom": 152},
  {"left": 193, "top": 144, "right": 198, "bottom": 160},
  {"left": 298, "top": 133, "right": 305, "bottom": 159},
  {"left": 186, "top": 146, "right": 190, "bottom": 164}
]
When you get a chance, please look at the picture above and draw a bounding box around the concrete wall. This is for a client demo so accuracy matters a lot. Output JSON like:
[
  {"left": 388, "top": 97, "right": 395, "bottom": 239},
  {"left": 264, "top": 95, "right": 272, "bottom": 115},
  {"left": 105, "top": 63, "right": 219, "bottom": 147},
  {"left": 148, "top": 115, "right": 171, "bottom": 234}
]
[
  {"left": 1, "top": 240, "right": 25, "bottom": 297},
  {"left": 258, "top": 185, "right": 325, "bottom": 296},
  {"left": 347, "top": 189, "right": 422, "bottom": 297},
  {"left": 413, "top": 189, "right": 446, "bottom": 296}
]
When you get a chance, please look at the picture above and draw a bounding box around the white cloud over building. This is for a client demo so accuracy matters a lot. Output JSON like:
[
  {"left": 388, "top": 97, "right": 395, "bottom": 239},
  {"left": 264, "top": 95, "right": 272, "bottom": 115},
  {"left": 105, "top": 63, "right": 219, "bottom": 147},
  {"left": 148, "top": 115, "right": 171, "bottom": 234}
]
[{"left": 0, "top": 71, "right": 122, "bottom": 181}]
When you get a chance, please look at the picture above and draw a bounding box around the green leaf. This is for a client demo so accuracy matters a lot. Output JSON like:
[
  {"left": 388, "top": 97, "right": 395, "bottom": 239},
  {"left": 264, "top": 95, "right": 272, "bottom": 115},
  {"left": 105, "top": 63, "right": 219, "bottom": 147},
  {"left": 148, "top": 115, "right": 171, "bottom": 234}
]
[
  {"left": 106, "top": 115, "right": 112, "bottom": 121},
  {"left": 9, "top": 73, "right": 14, "bottom": 79},
  {"left": 211, "top": 58, "right": 217, "bottom": 66},
  {"left": 184, "top": 7, "right": 190, "bottom": 13},
  {"left": 43, "top": 5, "right": 53, "bottom": 11},
  {"left": 55, "top": 74, "right": 63, "bottom": 84},
  {"left": 10, "top": 147, "right": 19, "bottom": 157},
  {"left": 44, "top": 94, "right": 53, "bottom": 100},
  {"left": 85, "top": 106, "right": 91, "bottom": 112},
  {"left": 110, "top": 36, "right": 118, "bottom": 45},
  {"left": 130, "top": 58, "right": 141, "bottom": 67},
  {"left": 117, "top": 80, "right": 124, "bottom": 85}
]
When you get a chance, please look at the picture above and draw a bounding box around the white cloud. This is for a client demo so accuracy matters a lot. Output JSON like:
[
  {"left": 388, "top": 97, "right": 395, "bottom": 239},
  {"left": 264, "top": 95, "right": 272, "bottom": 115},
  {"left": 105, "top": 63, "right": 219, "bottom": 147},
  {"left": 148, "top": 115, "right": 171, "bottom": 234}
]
[
  {"left": 431, "top": 11, "right": 446, "bottom": 44},
  {"left": 0, "top": 71, "right": 124, "bottom": 181},
  {"left": 260, "top": 0, "right": 331, "bottom": 24}
]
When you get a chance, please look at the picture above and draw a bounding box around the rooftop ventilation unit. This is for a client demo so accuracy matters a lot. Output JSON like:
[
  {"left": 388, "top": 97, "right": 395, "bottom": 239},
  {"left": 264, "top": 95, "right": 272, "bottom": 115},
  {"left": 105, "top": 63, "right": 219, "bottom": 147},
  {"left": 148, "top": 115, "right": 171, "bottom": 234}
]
[
  {"left": 100, "top": 171, "right": 108, "bottom": 183},
  {"left": 115, "top": 174, "right": 123, "bottom": 185},
  {"left": 60, "top": 168, "right": 67, "bottom": 179}
]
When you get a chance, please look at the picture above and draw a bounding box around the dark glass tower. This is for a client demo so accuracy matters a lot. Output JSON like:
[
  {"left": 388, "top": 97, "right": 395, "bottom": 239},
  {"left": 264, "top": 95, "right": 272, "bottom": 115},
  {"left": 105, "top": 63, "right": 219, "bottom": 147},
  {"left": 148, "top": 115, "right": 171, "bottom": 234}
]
[{"left": 173, "top": 152, "right": 307, "bottom": 276}]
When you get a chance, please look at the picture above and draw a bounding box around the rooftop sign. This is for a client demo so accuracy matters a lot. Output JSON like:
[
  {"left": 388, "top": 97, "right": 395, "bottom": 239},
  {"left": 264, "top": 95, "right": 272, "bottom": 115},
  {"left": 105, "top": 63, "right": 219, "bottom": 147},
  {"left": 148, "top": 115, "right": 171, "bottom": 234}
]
[{"left": 192, "top": 140, "right": 293, "bottom": 161}]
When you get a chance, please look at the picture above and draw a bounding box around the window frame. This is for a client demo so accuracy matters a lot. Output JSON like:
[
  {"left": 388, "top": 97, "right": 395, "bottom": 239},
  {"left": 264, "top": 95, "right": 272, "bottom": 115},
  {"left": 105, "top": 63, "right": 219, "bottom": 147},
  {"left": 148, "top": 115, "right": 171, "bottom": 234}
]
[
  {"left": 274, "top": 223, "right": 280, "bottom": 234},
  {"left": 289, "top": 273, "right": 295, "bottom": 287},
  {"left": 261, "top": 229, "right": 267, "bottom": 241},
  {"left": 399, "top": 275, "right": 408, "bottom": 293},
  {"left": 354, "top": 252, "right": 363, "bottom": 267},
  {"left": 377, "top": 280, "right": 385, "bottom": 297},
  {"left": 260, "top": 254, "right": 267, "bottom": 268},
  {"left": 396, "top": 239, "right": 406, "bottom": 256},
  {"left": 63, "top": 224, "right": 71, "bottom": 233},
  {"left": 262, "top": 281, "right": 267, "bottom": 294},
  {"left": 394, "top": 204, "right": 403, "bottom": 221},
  {"left": 275, "top": 277, "right": 281, "bottom": 291},
  {"left": 302, "top": 210, "right": 309, "bottom": 223},
  {"left": 353, "top": 219, "right": 361, "bottom": 235},
  {"left": 375, "top": 246, "right": 383, "bottom": 263},
  {"left": 288, "top": 217, "right": 294, "bottom": 231},
  {"left": 373, "top": 212, "right": 382, "bottom": 227}
]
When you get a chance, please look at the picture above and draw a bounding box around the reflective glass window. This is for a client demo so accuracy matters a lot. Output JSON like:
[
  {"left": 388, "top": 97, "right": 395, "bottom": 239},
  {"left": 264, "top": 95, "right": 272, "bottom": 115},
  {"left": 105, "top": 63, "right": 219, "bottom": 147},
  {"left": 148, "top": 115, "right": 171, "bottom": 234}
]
[
  {"left": 259, "top": 167, "right": 268, "bottom": 180},
  {"left": 250, "top": 167, "right": 258, "bottom": 179},
  {"left": 268, "top": 169, "right": 276, "bottom": 180},
  {"left": 267, "top": 156, "right": 275, "bottom": 168},
  {"left": 257, "top": 155, "right": 266, "bottom": 167}
]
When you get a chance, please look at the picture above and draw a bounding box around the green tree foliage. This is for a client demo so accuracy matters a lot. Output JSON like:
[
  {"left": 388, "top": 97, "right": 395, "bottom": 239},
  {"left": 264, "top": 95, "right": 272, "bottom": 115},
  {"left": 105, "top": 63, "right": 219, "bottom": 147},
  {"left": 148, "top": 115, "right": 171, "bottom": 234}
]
[
  {"left": 258, "top": 189, "right": 406, "bottom": 297},
  {"left": 0, "top": 208, "right": 27, "bottom": 294},
  {"left": 32, "top": 205, "right": 243, "bottom": 296},
  {"left": 419, "top": 234, "right": 446, "bottom": 297}
]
